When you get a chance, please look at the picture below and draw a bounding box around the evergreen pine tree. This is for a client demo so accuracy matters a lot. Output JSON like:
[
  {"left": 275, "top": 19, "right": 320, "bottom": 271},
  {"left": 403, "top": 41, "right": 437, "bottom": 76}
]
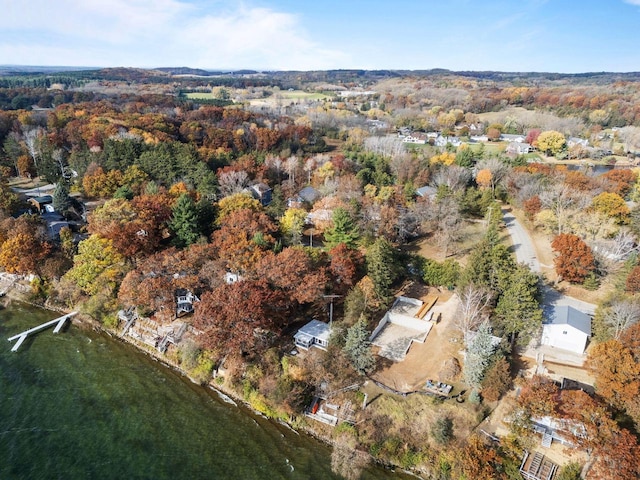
[
  {"left": 324, "top": 208, "right": 360, "bottom": 249},
  {"left": 463, "top": 321, "right": 496, "bottom": 389},
  {"left": 366, "top": 238, "right": 398, "bottom": 304},
  {"left": 169, "top": 194, "right": 200, "bottom": 248},
  {"left": 343, "top": 316, "right": 375, "bottom": 374},
  {"left": 494, "top": 264, "right": 543, "bottom": 347},
  {"left": 52, "top": 182, "right": 72, "bottom": 214}
]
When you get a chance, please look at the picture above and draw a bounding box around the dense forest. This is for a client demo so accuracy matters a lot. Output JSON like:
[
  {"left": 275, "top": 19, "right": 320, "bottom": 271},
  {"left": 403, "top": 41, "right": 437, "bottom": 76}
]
[{"left": 1, "top": 67, "right": 640, "bottom": 479}]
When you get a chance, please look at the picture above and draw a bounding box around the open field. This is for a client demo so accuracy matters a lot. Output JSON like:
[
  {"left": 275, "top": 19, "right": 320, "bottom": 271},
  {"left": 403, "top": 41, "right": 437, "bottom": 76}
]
[
  {"left": 184, "top": 92, "right": 221, "bottom": 100},
  {"left": 277, "top": 90, "right": 329, "bottom": 100}
]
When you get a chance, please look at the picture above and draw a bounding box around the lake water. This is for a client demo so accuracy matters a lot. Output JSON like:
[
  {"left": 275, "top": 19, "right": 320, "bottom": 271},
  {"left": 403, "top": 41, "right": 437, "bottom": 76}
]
[{"left": 0, "top": 303, "right": 405, "bottom": 480}]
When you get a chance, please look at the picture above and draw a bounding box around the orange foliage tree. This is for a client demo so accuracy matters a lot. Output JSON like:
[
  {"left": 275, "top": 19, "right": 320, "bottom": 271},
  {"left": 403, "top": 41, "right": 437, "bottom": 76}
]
[{"left": 551, "top": 233, "right": 595, "bottom": 283}]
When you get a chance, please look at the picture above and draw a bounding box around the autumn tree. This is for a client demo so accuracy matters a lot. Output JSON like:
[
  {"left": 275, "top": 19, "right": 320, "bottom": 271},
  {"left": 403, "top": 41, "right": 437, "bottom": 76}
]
[
  {"left": 591, "top": 191, "right": 630, "bottom": 224},
  {"left": 279, "top": 207, "right": 307, "bottom": 246},
  {"left": 517, "top": 374, "right": 559, "bottom": 418},
  {"left": 0, "top": 216, "right": 51, "bottom": 275},
  {"left": 63, "top": 235, "right": 126, "bottom": 296},
  {"left": 328, "top": 243, "right": 364, "bottom": 295},
  {"left": 523, "top": 195, "right": 542, "bottom": 221},
  {"left": 525, "top": 128, "right": 541, "bottom": 145},
  {"left": 480, "top": 357, "right": 511, "bottom": 402},
  {"left": 193, "top": 280, "right": 285, "bottom": 356},
  {"left": 476, "top": 168, "right": 492, "bottom": 190},
  {"left": 586, "top": 337, "right": 640, "bottom": 423},
  {"left": 536, "top": 130, "right": 566, "bottom": 156},
  {"left": 453, "top": 435, "right": 507, "bottom": 480},
  {"left": 625, "top": 265, "right": 640, "bottom": 293},
  {"left": 211, "top": 208, "right": 277, "bottom": 274},
  {"left": 252, "top": 247, "right": 327, "bottom": 315},
  {"left": 216, "top": 192, "right": 262, "bottom": 223},
  {"left": 551, "top": 233, "right": 595, "bottom": 283},
  {"left": 601, "top": 168, "right": 637, "bottom": 198}
]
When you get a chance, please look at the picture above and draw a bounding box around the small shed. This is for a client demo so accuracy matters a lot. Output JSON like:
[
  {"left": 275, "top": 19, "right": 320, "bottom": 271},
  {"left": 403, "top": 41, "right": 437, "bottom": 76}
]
[
  {"left": 415, "top": 185, "right": 437, "bottom": 201},
  {"left": 28, "top": 195, "right": 53, "bottom": 213},
  {"left": 541, "top": 306, "right": 591, "bottom": 355},
  {"left": 294, "top": 320, "right": 332, "bottom": 351}
]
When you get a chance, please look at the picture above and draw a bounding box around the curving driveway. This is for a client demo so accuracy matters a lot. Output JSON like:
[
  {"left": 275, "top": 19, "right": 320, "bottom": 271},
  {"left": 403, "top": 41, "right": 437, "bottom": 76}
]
[{"left": 502, "top": 209, "right": 596, "bottom": 315}]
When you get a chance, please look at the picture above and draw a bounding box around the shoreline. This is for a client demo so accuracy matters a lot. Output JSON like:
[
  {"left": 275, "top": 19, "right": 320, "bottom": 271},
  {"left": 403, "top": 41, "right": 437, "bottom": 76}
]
[{"left": 3, "top": 288, "right": 416, "bottom": 478}]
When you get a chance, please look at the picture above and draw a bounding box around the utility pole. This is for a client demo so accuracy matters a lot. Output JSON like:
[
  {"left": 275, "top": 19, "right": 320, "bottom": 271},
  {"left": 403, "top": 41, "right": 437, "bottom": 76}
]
[{"left": 323, "top": 294, "right": 341, "bottom": 326}]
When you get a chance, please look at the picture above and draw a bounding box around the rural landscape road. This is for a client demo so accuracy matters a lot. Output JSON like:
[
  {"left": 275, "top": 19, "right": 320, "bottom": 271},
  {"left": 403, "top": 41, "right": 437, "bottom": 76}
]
[{"left": 502, "top": 209, "right": 597, "bottom": 315}]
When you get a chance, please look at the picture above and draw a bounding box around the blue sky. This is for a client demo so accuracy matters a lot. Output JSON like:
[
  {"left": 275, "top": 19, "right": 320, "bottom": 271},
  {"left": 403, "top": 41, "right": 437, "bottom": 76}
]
[{"left": 1, "top": 0, "right": 639, "bottom": 72}]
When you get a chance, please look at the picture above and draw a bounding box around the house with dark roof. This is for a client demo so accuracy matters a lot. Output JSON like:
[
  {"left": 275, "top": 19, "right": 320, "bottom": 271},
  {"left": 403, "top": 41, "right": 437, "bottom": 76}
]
[
  {"left": 28, "top": 195, "right": 53, "bottom": 213},
  {"left": 298, "top": 186, "right": 320, "bottom": 204},
  {"left": 246, "top": 183, "right": 272, "bottom": 206},
  {"left": 541, "top": 306, "right": 591, "bottom": 355}
]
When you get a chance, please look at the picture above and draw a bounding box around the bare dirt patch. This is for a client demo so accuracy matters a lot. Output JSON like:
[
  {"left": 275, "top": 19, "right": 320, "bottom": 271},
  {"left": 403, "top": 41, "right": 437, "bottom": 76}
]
[{"left": 371, "top": 293, "right": 462, "bottom": 392}]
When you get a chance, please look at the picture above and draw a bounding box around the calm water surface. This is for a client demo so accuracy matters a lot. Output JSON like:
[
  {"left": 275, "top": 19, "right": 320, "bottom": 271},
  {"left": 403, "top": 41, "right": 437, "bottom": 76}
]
[{"left": 0, "top": 303, "right": 405, "bottom": 480}]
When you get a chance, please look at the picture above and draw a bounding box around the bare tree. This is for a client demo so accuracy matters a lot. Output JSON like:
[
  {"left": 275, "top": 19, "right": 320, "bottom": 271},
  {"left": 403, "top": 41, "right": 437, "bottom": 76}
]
[
  {"left": 605, "top": 298, "right": 640, "bottom": 340},
  {"left": 363, "top": 135, "right": 405, "bottom": 159},
  {"left": 432, "top": 165, "right": 471, "bottom": 193},
  {"left": 218, "top": 170, "right": 249, "bottom": 196},
  {"left": 264, "top": 155, "right": 283, "bottom": 182},
  {"left": 22, "top": 126, "right": 44, "bottom": 171},
  {"left": 476, "top": 158, "right": 508, "bottom": 195},
  {"left": 427, "top": 196, "right": 464, "bottom": 257},
  {"left": 455, "top": 284, "right": 493, "bottom": 339},
  {"left": 285, "top": 155, "right": 300, "bottom": 188},
  {"left": 617, "top": 126, "right": 640, "bottom": 153},
  {"left": 539, "top": 184, "right": 591, "bottom": 235}
]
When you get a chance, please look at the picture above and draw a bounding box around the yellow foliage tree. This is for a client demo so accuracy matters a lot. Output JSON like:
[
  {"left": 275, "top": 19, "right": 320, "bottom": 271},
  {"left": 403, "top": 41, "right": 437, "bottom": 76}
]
[
  {"left": 216, "top": 193, "right": 262, "bottom": 223},
  {"left": 475, "top": 169, "right": 493, "bottom": 189},
  {"left": 430, "top": 152, "right": 456, "bottom": 166},
  {"left": 591, "top": 192, "right": 630, "bottom": 224},
  {"left": 536, "top": 130, "right": 566, "bottom": 156}
]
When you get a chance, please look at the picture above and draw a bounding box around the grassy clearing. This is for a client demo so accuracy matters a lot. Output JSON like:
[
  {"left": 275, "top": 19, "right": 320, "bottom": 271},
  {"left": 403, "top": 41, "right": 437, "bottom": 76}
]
[
  {"left": 277, "top": 90, "right": 329, "bottom": 100},
  {"left": 184, "top": 92, "right": 218, "bottom": 100}
]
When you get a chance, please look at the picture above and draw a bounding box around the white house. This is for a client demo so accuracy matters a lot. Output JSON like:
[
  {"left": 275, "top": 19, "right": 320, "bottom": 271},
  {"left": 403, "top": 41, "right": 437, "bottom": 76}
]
[
  {"left": 567, "top": 137, "right": 589, "bottom": 148},
  {"left": 541, "top": 306, "right": 591, "bottom": 355},
  {"left": 501, "top": 133, "right": 526, "bottom": 143},
  {"left": 506, "top": 142, "right": 532, "bottom": 155},
  {"left": 402, "top": 133, "right": 427, "bottom": 144},
  {"left": 294, "top": 320, "right": 332, "bottom": 351},
  {"left": 435, "top": 135, "right": 462, "bottom": 147}
]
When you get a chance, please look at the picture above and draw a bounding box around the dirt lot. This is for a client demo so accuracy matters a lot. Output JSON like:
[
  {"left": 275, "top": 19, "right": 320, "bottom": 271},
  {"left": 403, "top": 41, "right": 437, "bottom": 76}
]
[{"left": 371, "top": 290, "right": 462, "bottom": 392}]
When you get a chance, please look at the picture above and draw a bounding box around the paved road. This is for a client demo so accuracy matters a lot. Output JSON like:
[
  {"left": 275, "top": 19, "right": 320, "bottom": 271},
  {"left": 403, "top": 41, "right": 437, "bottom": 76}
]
[
  {"left": 11, "top": 183, "right": 56, "bottom": 196},
  {"left": 502, "top": 210, "right": 541, "bottom": 273},
  {"left": 502, "top": 209, "right": 596, "bottom": 315}
]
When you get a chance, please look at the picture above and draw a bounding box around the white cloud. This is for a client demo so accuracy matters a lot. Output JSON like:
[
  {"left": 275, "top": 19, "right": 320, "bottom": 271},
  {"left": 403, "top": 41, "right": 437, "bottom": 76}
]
[
  {"left": 0, "top": 0, "right": 349, "bottom": 69},
  {"left": 624, "top": 0, "right": 640, "bottom": 5}
]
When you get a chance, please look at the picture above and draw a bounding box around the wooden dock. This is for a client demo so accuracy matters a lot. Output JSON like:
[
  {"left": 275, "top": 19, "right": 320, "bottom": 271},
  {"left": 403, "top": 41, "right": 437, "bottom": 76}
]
[{"left": 7, "top": 312, "right": 77, "bottom": 352}]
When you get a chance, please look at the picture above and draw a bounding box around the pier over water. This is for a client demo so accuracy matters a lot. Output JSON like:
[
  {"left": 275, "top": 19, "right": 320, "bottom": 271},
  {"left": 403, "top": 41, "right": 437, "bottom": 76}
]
[{"left": 7, "top": 312, "right": 77, "bottom": 351}]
